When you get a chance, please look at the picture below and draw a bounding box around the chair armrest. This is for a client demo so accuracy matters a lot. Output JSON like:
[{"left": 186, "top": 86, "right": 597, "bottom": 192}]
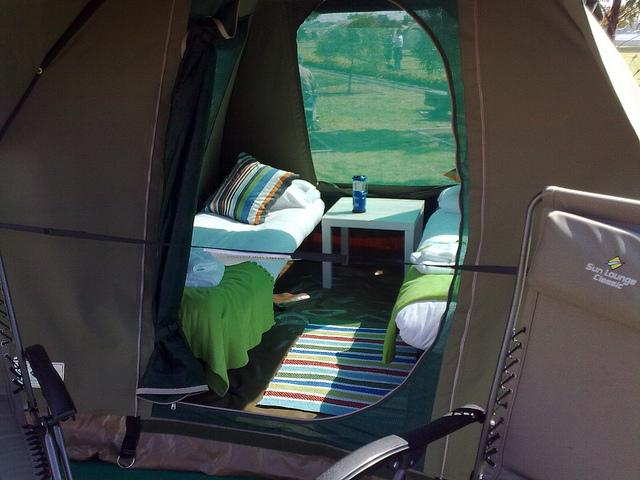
[
  {"left": 25, "top": 344, "right": 76, "bottom": 424},
  {"left": 317, "top": 434, "right": 409, "bottom": 480},
  {"left": 400, "top": 404, "right": 485, "bottom": 452},
  {"left": 317, "top": 405, "right": 485, "bottom": 480}
]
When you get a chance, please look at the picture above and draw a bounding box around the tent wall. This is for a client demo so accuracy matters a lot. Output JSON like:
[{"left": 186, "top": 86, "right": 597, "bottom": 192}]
[
  {"left": 218, "top": 0, "right": 319, "bottom": 186},
  {"left": 0, "top": 0, "right": 88, "bottom": 130},
  {"left": 427, "top": 1, "right": 640, "bottom": 477},
  {"left": 196, "top": 6, "right": 256, "bottom": 205},
  {"left": 0, "top": 0, "right": 190, "bottom": 415}
]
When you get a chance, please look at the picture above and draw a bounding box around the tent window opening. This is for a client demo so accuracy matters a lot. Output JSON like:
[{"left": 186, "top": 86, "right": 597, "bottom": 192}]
[{"left": 297, "top": 10, "right": 456, "bottom": 187}]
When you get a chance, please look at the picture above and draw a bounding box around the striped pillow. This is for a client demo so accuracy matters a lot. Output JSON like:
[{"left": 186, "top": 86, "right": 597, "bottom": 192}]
[{"left": 205, "top": 153, "right": 299, "bottom": 225}]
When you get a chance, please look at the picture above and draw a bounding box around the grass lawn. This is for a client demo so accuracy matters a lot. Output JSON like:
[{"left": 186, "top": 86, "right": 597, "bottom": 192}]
[
  {"left": 308, "top": 68, "right": 456, "bottom": 187},
  {"left": 617, "top": 45, "right": 640, "bottom": 86}
]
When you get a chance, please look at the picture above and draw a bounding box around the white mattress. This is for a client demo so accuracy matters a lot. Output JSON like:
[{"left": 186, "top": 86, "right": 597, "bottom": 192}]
[
  {"left": 396, "top": 299, "right": 448, "bottom": 351},
  {"left": 395, "top": 186, "right": 461, "bottom": 351},
  {"left": 418, "top": 207, "right": 461, "bottom": 244},
  {"left": 191, "top": 198, "right": 325, "bottom": 279}
]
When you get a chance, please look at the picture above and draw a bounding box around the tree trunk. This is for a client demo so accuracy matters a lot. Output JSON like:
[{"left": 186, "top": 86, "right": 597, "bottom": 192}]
[{"left": 607, "top": 0, "right": 623, "bottom": 39}]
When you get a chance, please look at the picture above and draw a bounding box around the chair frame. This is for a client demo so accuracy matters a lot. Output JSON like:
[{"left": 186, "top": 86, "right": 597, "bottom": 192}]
[
  {"left": 318, "top": 186, "right": 640, "bottom": 480},
  {"left": 0, "top": 248, "right": 76, "bottom": 480}
]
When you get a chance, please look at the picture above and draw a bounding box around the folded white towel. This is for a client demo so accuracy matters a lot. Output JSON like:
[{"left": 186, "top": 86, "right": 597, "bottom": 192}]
[
  {"left": 185, "top": 248, "right": 225, "bottom": 287},
  {"left": 414, "top": 264, "right": 454, "bottom": 275},
  {"left": 270, "top": 179, "right": 321, "bottom": 211},
  {"left": 410, "top": 241, "right": 458, "bottom": 274}
]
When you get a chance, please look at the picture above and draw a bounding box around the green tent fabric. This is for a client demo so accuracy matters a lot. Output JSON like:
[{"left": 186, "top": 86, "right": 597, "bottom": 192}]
[
  {"left": 139, "top": 9, "right": 251, "bottom": 402},
  {"left": 137, "top": 24, "right": 220, "bottom": 402}
]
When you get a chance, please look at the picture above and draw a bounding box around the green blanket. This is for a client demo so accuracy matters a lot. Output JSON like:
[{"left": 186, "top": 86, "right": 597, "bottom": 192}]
[
  {"left": 383, "top": 266, "right": 453, "bottom": 363},
  {"left": 180, "top": 262, "right": 275, "bottom": 397}
]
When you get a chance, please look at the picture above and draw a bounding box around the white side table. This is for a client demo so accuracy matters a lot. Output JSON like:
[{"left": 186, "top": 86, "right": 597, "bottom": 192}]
[{"left": 321, "top": 197, "right": 425, "bottom": 288}]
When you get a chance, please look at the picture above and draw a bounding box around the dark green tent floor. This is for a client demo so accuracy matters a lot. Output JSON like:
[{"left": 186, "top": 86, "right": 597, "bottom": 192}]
[{"left": 186, "top": 253, "right": 406, "bottom": 415}]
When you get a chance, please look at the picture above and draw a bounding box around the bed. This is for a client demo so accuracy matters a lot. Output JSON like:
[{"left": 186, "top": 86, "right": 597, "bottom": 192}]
[
  {"left": 383, "top": 185, "right": 461, "bottom": 363},
  {"left": 179, "top": 154, "right": 325, "bottom": 396},
  {"left": 190, "top": 186, "right": 325, "bottom": 280}
]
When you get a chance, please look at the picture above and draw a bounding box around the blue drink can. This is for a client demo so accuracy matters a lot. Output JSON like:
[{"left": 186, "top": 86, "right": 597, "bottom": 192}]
[{"left": 352, "top": 175, "right": 367, "bottom": 213}]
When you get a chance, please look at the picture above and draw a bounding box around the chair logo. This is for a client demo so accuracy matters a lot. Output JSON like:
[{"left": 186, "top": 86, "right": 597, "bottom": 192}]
[
  {"left": 607, "top": 256, "right": 624, "bottom": 270},
  {"left": 585, "top": 257, "right": 637, "bottom": 290}
]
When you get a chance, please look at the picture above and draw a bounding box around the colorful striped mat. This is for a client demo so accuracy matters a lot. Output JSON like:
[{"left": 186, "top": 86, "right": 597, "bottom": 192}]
[{"left": 257, "top": 323, "right": 417, "bottom": 416}]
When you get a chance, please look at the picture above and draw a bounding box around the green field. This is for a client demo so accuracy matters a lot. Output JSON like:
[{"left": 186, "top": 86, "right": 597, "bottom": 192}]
[
  {"left": 617, "top": 45, "right": 640, "bottom": 85},
  {"left": 308, "top": 68, "right": 456, "bottom": 187}
]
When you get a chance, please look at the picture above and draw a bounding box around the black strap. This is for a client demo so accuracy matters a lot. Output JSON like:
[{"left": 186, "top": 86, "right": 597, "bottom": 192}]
[
  {"left": 0, "top": 221, "right": 149, "bottom": 245},
  {"left": 431, "top": 263, "right": 518, "bottom": 276},
  {"left": 343, "top": 254, "right": 518, "bottom": 275},
  {"left": 117, "top": 416, "right": 141, "bottom": 469},
  {"left": 0, "top": 221, "right": 346, "bottom": 264},
  {"left": 0, "top": 0, "right": 106, "bottom": 141},
  {"left": 0, "top": 220, "right": 517, "bottom": 275}
]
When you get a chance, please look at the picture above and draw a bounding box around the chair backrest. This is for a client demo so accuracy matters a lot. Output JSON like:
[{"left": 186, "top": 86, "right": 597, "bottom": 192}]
[{"left": 475, "top": 186, "right": 640, "bottom": 480}]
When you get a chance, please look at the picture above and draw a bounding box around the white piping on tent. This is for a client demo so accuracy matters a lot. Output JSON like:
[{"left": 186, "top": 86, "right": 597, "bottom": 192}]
[
  {"left": 587, "top": 7, "right": 640, "bottom": 140},
  {"left": 136, "top": 386, "right": 208, "bottom": 405},
  {"left": 441, "top": 0, "right": 488, "bottom": 475},
  {"left": 134, "top": 0, "right": 178, "bottom": 417},
  {"left": 136, "top": 386, "right": 208, "bottom": 395}
]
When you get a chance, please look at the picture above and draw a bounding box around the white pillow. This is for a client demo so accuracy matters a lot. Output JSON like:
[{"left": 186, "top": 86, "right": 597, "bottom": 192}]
[
  {"left": 438, "top": 185, "right": 461, "bottom": 213},
  {"left": 271, "top": 179, "right": 321, "bottom": 211}
]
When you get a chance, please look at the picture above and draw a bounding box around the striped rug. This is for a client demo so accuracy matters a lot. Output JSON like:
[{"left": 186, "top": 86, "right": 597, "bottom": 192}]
[{"left": 257, "top": 323, "right": 417, "bottom": 416}]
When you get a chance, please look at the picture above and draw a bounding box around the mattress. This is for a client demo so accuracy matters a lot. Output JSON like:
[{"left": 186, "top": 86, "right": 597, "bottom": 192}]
[
  {"left": 180, "top": 262, "right": 276, "bottom": 397},
  {"left": 383, "top": 185, "right": 461, "bottom": 362},
  {"left": 395, "top": 208, "right": 460, "bottom": 346},
  {"left": 191, "top": 197, "right": 325, "bottom": 279}
]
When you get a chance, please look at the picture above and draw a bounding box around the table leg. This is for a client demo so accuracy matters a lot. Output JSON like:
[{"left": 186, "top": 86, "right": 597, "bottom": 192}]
[
  {"left": 340, "top": 227, "right": 349, "bottom": 261},
  {"left": 322, "top": 222, "right": 332, "bottom": 288},
  {"left": 404, "top": 228, "right": 413, "bottom": 275}
]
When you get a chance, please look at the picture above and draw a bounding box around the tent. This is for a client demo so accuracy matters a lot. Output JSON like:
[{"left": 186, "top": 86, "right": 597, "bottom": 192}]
[{"left": 1, "top": 0, "right": 639, "bottom": 478}]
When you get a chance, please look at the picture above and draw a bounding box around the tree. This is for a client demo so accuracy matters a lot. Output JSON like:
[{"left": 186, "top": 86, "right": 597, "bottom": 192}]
[
  {"left": 412, "top": 29, "right": 445, "bottom": 76},
  {"left": 591, "top": 0, "right": 640, "bottom": 39},
  {"left": 315, "top": 14, "right": 389, "bottom": 93}
]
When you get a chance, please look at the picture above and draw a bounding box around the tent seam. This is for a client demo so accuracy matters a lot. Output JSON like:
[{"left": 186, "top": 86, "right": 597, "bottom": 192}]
[
  {"left": 135, "top": 0, "right": 177, "bottom": 416},
  {"left": 442, "top": 0, "right": 487, "bottom": 476}
]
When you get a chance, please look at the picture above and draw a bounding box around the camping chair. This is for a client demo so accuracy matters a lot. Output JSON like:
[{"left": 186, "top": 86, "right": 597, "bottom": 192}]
[
  {"left": 318, "top": 186, "right": 640, "bottom": 480},
  {"left": 0, "top": 249, "right": 77, "bottom": 480}
]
